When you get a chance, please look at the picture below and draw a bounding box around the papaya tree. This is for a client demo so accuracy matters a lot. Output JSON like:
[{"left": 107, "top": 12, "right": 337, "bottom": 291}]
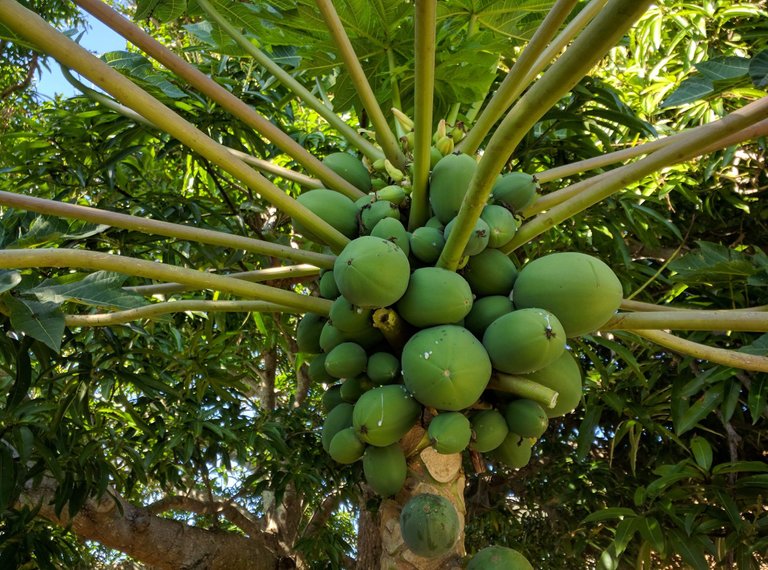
[{"left": 0, "top": 0, "right": 767, "bottom": 568}]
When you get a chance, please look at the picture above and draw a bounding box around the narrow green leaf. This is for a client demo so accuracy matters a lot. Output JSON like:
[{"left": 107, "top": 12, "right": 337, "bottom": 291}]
[
  {"left": 690, "top": 435, "right": 713, "bottom": 472},
  {"left": 669, "top": 530, "right": 709, "bottom": 570},
  {"left": 674, "top": 384, "right": 726, "bottom": 436},
  {"left": 583, "top": 507, "right": 637, "bottom": 523},
  {"left": 747, "top": 376, "right": 767, "bottom": 425},
  {"left": 712, "top": 461, "right": 768, "bottom": 475},
  {"left": 638, "top": 517, "right": 665, "bottom": 555},
  {"left": 613, "top": 516, "right": 640, "bottom": 555}
]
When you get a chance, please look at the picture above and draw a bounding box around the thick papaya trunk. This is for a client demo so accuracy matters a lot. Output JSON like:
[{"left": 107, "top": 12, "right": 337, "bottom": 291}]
[{"left": 378, "top": 436, "right": 466, "bottom": 569}]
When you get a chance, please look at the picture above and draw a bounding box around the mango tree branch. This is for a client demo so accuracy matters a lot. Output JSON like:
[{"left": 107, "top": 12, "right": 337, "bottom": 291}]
[
  {"left": 197, "top": 0, "right": 381, "bottom": 163},
  {"left": 128, "top": 265, "right": 321, "bottom": 296},
  {"left": 64, "top": 300, "right": 296, "bottom": 327},
  {"left": 604, "top": 310, "right": 768, "bottom": 332},
  {"left": 73, "top": 0, "right": 363, "bottom": 199},
  {"left": 0, "top": 249, "right": 332, "bottom": 315},
  {"left": 437, "top": 0, "right": 653, "bottom": 270},
  {"left": 408, "top": 0, "right": 437, "bottom": 231},
  {"left": 503, "top": 95, "right": 768, "bottom": 252},
  {"left": 629, "top": 329, "right": 768, "bottom": 373},
  {"left": 315, "top": 0, "right": 406, "bottom": 170},
  {"left": 0, "top": 191, "right": 335, "bottom": 269},
  {"left": 0, "top": 0, "right": 351, "bottom": 251},
  {"left": 60, "top": 67, "right": 324, "bottom": 189},
  {"left": 460, "top": 0, "right": 579, "bottom": 154}
]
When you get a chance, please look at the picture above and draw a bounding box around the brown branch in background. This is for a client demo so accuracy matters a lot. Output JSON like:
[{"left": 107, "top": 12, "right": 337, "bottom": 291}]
[
  {"left": 261, "top": 348, "right": 277, "bottom": 411},
  {"left": 147, "top": 492, "right": 264, "bottom": 538},
  {"left": 1, "top": 52, "right": 39, "bottom": 99}
]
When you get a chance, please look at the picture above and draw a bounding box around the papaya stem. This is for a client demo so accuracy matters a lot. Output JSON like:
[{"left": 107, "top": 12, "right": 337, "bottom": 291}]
[
  {"left": 197, "top": 0, "right": 382, "bottom": 163},
  {"left": 386, "top": 48, "right": 404, "bottom": 138},
  {"left": 0, "top": 190, "right": 336, "bottom": 269},
  {"left": 315, "top": 0, "right": 407, "bottom": 171},
  {"left": 408, "top": 0, "right": 437, "bottom": 231},
  {"left": 63, "top": 300, "right": 295, "bottom": 327},
  {"left": 630, "top": 329, "right": 768, "bottom": 373},
  {"left": 487, "top": 374, "right": 559, "bottom": 409},
  {"left": 60, "top": 67, "right": 324, "bottom": 190},
  {"left": 619, "top": 300, "right": 768, "bottom": 313},
  {"left": 372, "top": 308, "right": 409, "bottom": 352},
  {"left": 0, "top": 0, "right": 350, "bottom": 252},
  {"left": 604, "top": 310, "right": 768, "bottom": 332},
  {"left": 0, "top": 249, "right": 333, "bottom": 316},
  {"left": 73, "top": 0, "right": 364, "bottom": 199}
]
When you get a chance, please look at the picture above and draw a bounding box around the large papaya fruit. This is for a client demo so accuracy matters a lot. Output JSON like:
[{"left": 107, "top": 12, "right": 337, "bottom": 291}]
[
  {"left": 293, "top": 189, "right": 358, "bottom": 243},
  {"left": 396, "top": 267, "right": 473, "bottom": 328},
  {"left": 401, "top": 325, "right": 491, "bottom": 411},
  {"left": 400, "top": 493, "right": 461, "bottom": 559},
  {"left": 323, "top": 152, "right": 372, "bottom": 192},
  {"left": 428, "top": 153, "right": 477, "bottom": 224},
  {"left": 353, "top": 384, "right": 421, "bottom": 447},
  {"left": 333, "top": 236, "right": 411, "bottom": 309},
  {"left": 363, "top": 443, "right": 407, "bottom": 496},
  {"left": 467, "top": 546, "right": 533, "bottom": 570},
  {"left": 512, "top": 252, "right": 623, "bottom": 337},
  {"left": 524, "top": 350, "right": 582, "bottom": 417}
]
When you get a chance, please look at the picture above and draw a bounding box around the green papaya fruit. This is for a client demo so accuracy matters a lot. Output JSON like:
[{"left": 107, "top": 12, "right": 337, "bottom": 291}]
[
  {"left": 340, "top": 374, "right": 374, "bottom": 403},
  {"left": 360, "top": 199, "right": 400, "bottom": 235},
  {"left": 324, "top": 342, "right": 368, "bottom": 379},
  {"left": 323, "top": 152, "right": 372, "bottom": 192},
  {"left": 322, "top": 384, "right": 344, "bottom": 412},
  {"left": 462, "top": 248, "right": 518, "bottom": 297},
  {"left": 296, "top": 312, "right": 325, "bottom": 354},
  {"left": 504, "top": 399, "right": 548, "bottom": 438},
  {"left": 429, "top": 153, "right": 478, "bottom": 224},
  {"left": 308, "top": 353, "right": 334, "bottom": 384},
  {"left": 366, "top": 351, "right": 401, "bottom": 385},
  {"left": 370, "top": 217, "right": 410, "bottom": 256},
  {"left": 293, "top": 189, "right": 358, "bottom": 243},
  {"left": 401, "top": 325, "right": 492, "bottom": 411},
  {"left": 512, "top": 252, "right": 623, "bottom": 337},
  {"left": 464, "top": 296, "right": 514, "bottom": 340},
  {"left": 333, "top": 236, "right": 411, "bottom": 309},
  {"left": 482, "top": 308, "right": 566, "bottom": 374},
  {"left": 424, "top": 216, "right": 445, "bottom": 230},
  {"left": 491, "top": 172, "right": 539, "bottom": 212},
  {"left": 396, "top": 267, "right": 473, "bottom": 328},
  {"left": 353, "top": 384, "right": 421, "bottom": 447},
  {"left": 400, "top": 493, "right": 460, "bottom": 558},
  {"left": 524, "top": 350, "right": 582, "bottom": 417},
  {"left": 469, "top": 409, "right": 509, "bottom": 453},
  {"left": 321, "top": 402, "right": 354, "bottom": 453},
  {"left": 409, "top": 226, "right": 446, "bottom": 264},
  {"left": 319, "top": 270, "right": 340, "bottom": 299},
  {"left": 430, "top": 146, "right": 444, "bottom": 169},
  {"left": 363, "top": 443, "right": 407, "bottom": 496},
  {"left": 443, "top": 216, "right": 490, "bottom": 257},
  {"left": 371, "top": 185, "right": 407, "bottom": 205},
  {"left": 467, "top": 546, "right": 533, "bottom": 570},
  {"left": 328, "top": 426, "right": 366, "bottom": 464},
  {"left": 493, "top": 432, "right": 533, "bottom": 469},
  {"left": 480, "top": 204, "right": 519, "bottom": 249},
  {"left": 319, "top": 322, "right": 346, "bottom": 353},
  {"left": 329, "top": 296, "right": 372, "bottom": 334},
  {"left": 428, "top": 412, "right": 471, "bottom": 454}
]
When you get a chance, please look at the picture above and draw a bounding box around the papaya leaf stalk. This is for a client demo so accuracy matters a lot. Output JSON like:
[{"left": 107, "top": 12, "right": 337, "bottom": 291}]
[
  {"left": 604, "top": 310, "right": 768, "bottom": 332},
  {"left": 0, "top": 250, "right": 333, "bottom": 315},
  {"left": 0, "top": 191, "right": 336, "bottom": 269},
  {"left": 0, "top": 0, "right": 350, "bottom": 252},
  {"left": 487, "top": 374, "right": 559, "bottom": 410},
  {"left": 73, "top": 0, "right": 363, "bottom": 199}
]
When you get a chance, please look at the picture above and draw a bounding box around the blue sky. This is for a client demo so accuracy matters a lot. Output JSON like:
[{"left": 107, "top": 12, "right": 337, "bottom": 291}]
[{"left": 36, "top": 10, "right": 127, "bottom": 99}]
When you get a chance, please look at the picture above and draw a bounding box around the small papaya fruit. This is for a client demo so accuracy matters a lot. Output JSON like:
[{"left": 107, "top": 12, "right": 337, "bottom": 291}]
[
  {"left": 363, "top": 443, "right": 407, "bottom": 496},
  {"left": 504, "top": 399, "right": 548, "bottom": 438},
  {"left": 296, "top": 312, "right": 325, "bottom": 354},
  {"left": 353, "top": 384, "right": 421, "bottom": 447},
  {"left": 400, "top": 493, "right": 460, "bottom": 558},
  {"left": 328, "top": 426, "right": 366, "bottom": 464},
  {"left": 469, "top": 409, "right": 509, "bottom": 453},
  {"left": 321, "top": 402, "right": 354, "bottom": 453},
  {"left": 443, "top": 216, "right": 490, "bottom": 257},
  {"left": 429, "top": 153, "right": 477, "bottom": 224},
  {"left": 491, "top": 172, "right": 539, "bottom": 212},
  {"left": 397, "top": 267, "right": 473, "bottom": 328},
  {"left": 524, "top": 350, "right": 582, "bottom": 417},
  {"left": 464, "top": 296, "right": 514, "bottom": 340},
  {"left": 360, "top": 199, "right": 400, "bottom": 235},
  {"left": 293, "top": 189, "right": 358, "bottom": 243},
  {"left": 328, "top": 296, "right": 372, "bottom": 335},
  {"left": 324, "top": 342, "right": 368, "bottom": 379},
  {"left": 428, "top": 412, "right": 471, "bottom": 454},
  {"left": 366, "top": 351, "right": 401, "bottom": 385},
  {"left": 462, "top": 248, "right": 518, "bottom": 297},
  {"left": 339, "top": 374, "right": 374, "bottom": 403},
  {"left": 322, "top": 384, "right": 344, "bottom": 412},
  {"left": 493, "top": 432, "right": 533, "bottom": 469},
  {"left": 409, "top": 226, "right": 445, "bottom": 264},
  {"left": 480, "top": 204, "right": 519, "bottom": 249},
  {"left": 319, "top": 270, "right": 340, "bottom": 299},
  {"left": 370, "top": 217, "right": 410, "bottom": 256}
]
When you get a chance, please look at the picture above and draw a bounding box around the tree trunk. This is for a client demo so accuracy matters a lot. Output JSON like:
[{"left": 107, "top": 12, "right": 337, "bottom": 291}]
[{"left": 378, "top": 443, "right": 466, "bottom": 569}]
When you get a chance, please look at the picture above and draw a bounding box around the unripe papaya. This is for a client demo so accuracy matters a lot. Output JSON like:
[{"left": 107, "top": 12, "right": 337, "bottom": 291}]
[
  {"left": 428, "top": 412, "right": 471, "bottom": 454},
  {"left": 401, "top": 325, "right": 492, "bottom": 411},
  {"left": 397, "top": 267, "right": 473, "bottom": 328},
  {"left": 469, "top": 409, "right": 509, "bottom": 453},
  {"left": 340, "top": 374, "right": 374, "bottom": 403},
  {"left": 370, "top": 217, "right": 410, "bottom": 256},
  {"left": 366, "top": 351, "right": 401, "bottom": 385},
  {"left": 293, "top": 189, "right": 358, "bottom": 243},
  {"left": 524, "top": 350, "right": 582, "bottom": 417},
  {"left": 430, "top": 146, "right": 444, "bottom": 168},
  {"left": 324, "top": 342, "right": 367, "bottom": 379},
  {"left": 504, "top": 399, "right": 548, "bottom": 438},
  {"left": 328, "top": 426, "right": 366, "bottom": 464},
  {"left": 308, "top": 353, "right": 334, "bottom": 384},
  {"left": 319, "top": 270, "right": 340, "bottom": 299},
  {"left": 323, "top": 152, "right": 372, "bottom": 192},
  {"left": 491, "top": 172, "right": 538, "bottom": 212},
  {"left": 363, "top": 443, "right": 407, "bottom": 496},
  {"left": 429, "top": 153, "right": 477, "bottom": 224},
  {"left": 322, "top": 384, "right": 344, "bottom": 412},
  {"left": 462, "top": 248, "right": 518, "bottom": 297},
  {"left": 493, "top": 432, "right": 533, "bottom": 469},
  {"left": 329, "top": 296, "right": 372, "bottom": 334},
  {"left": 353, "top": 385, "right": 421, "bottom": 447},
  {"left": 512, "top": 252, "right": 623, "bottom": 337},
  {"left": 409, "top": 226, "right": 445, "bottom": 264},
  {"left": 482, "top": 308, "right": 566, "bottom": 374},
  {"left": 333, "top": 236, "right": 411, "bottom": 309},
  {"left": 464, "top": 296, "right": 514, "bottom": 339},
  {"left": 443, "top": 216, "right": 490, "bottom": 257},
  {"left": 296, "top": 312, "right": 325, "bottom": 354},
  {"left": 319, "top": 322, "right": 346, "bottom": 353},
  {"left": 467, "top": 546, "right": 533, "bottom": 570},
  {"left": 480, "top": 204, "right": 519, "bottom": 249},
  {"left": 400, "top": 493, "right": 460, "bottom": 558},
  {"left": 321, "top": 403, "right": 354, "bottom": 453},
  {"left": 360, "top": 199, "right": 400, "bottom": 234},
  {"left": 371, "top": 185, "right": 407, "bottom": 205},
  {"left": 425, "top": 216, "right": 445, "bottom": 230}
]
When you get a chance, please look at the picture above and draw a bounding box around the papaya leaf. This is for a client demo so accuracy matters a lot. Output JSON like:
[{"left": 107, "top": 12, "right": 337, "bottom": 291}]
[
  {"left": 28, "top": 271, "right": 146, "bottom": 310},
  {"left": 748, "top": 49, "right": 768, "bottom": 88},
  {"left": 135, "top": 0, "right": 189, "bottom": 22},
  {"left": 4, "top": 296, "right": 65, "bottom": 353}
]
